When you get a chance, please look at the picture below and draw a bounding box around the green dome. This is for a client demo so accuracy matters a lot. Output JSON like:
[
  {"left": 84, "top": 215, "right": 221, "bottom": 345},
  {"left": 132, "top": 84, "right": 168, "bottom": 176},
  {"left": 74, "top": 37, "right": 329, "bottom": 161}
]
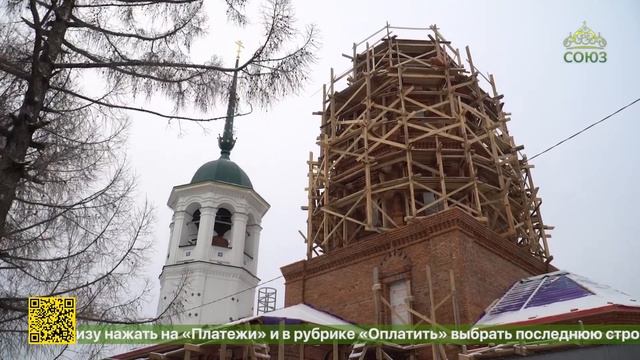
[{"left": 190, "top": 156, "right": 253, "bottom": 189}]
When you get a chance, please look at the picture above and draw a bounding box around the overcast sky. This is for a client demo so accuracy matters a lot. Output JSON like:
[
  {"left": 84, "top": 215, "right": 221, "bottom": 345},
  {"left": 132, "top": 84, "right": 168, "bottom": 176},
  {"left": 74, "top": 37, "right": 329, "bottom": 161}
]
[{"left": 124, "top": 0, "right": 640, "bottom": 315}]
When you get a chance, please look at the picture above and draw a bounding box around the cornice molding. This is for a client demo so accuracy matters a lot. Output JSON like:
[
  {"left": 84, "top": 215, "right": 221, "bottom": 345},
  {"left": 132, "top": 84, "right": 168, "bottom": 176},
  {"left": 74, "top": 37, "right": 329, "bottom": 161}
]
[
  {"left": 160, "top": 260, "right": 260, "bottom": 282},
  {"left": 281, "top": 208, "right": 554, "bottom": 281}
]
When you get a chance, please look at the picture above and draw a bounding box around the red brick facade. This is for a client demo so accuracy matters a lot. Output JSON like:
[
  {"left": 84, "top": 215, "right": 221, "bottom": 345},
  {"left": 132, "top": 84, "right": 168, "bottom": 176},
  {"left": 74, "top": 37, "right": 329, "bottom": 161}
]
[{"left": 282, "top": 208, "right": 555, "bottom": 326}]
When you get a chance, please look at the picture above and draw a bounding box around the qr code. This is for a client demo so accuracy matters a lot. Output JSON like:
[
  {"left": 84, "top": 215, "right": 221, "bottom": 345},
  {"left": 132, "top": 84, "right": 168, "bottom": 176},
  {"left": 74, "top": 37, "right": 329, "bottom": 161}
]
[{"left": 28, "top": 297, "right": 76, "bottom": 344}]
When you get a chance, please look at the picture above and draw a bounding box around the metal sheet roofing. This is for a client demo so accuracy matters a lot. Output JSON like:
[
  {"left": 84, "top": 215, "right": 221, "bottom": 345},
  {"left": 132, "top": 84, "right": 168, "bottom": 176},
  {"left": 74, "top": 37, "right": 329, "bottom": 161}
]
[
  {"left": 476, "top": 271, "right": 639, "bottom": 326},
  {"left": 228, "top": 303, "right": 354, "bottom": 326}
]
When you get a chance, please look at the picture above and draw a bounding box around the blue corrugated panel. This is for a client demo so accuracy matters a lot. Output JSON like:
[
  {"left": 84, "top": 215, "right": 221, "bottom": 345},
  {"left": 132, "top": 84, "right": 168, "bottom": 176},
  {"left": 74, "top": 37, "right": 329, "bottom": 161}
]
[
  {"left": 489, "top": 277, "right": 545, "bottom": 315},
  {"left": 525, "top": 274, "right": 592, "bottom": 308}
]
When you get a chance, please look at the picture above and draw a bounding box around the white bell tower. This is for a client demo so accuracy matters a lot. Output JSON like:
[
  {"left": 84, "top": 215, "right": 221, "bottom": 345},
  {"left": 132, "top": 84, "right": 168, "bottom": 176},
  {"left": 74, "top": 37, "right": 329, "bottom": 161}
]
[
  {"left": 157, "top": 50, "right": 269, "bottom": 324},
  {"left": 157, "top": 174, "right": 268, "bottom": 324}
]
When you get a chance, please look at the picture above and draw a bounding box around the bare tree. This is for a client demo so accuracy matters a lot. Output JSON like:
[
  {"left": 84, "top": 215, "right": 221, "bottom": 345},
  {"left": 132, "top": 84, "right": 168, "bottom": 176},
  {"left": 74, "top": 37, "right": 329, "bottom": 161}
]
[{"left": 0, "top": 0, "right": 317, "bottom": 356}]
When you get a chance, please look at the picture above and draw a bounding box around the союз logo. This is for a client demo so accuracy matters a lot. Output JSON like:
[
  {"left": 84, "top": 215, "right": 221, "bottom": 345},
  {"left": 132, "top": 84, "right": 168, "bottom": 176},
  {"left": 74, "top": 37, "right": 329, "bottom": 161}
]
[{"left": 564, "top": 21, "right": 607, "bottom": 63}]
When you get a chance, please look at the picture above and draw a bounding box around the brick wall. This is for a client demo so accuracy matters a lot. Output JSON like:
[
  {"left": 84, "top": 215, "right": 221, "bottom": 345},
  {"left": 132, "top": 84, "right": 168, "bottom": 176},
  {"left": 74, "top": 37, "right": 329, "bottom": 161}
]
[{"left": 282, "top": 208, "right": 554, "bottom": 326}]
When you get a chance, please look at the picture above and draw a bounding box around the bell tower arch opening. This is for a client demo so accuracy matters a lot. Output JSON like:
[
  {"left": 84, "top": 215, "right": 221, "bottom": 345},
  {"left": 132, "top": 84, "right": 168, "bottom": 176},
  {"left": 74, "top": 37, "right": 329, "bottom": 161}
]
[
  {"left": 212, "top": 207, "right": 233, "bottom": 247},
  {"left": 179, "top": 203, "right": 201, "bottom": 247}
]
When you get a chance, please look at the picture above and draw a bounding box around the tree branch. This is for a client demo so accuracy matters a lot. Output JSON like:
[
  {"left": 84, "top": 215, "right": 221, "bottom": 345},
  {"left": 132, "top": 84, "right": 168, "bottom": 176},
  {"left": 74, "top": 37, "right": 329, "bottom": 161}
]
[{"left": 50, "top": 84, "right": 253, "bottom": 122}]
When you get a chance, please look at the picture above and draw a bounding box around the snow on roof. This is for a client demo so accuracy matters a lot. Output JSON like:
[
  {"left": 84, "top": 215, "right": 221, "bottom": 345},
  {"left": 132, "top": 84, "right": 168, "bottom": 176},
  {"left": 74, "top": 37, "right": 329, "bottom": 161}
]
[
  {"left": 228, "top": 303, "right": 354, "bottom": 326},
  {"left": 106, "top": 304, "right": 352, "bottom": 359},
  {"left": 476, "top": 271, "right": 639, "bottom": 326}
]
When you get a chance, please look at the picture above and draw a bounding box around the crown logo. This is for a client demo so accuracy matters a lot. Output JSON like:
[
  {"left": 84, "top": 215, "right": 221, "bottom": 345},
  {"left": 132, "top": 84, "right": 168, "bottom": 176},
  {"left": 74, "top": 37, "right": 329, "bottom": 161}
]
[{"left": 564, "top": 21, "right": 607, "bottom": 49}]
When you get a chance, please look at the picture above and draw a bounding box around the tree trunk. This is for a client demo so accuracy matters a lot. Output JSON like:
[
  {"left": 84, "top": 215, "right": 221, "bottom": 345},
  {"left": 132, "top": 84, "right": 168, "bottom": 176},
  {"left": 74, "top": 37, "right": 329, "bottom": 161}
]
[{"left": 0, "top": 0, "right": 74, "bottom": 235}]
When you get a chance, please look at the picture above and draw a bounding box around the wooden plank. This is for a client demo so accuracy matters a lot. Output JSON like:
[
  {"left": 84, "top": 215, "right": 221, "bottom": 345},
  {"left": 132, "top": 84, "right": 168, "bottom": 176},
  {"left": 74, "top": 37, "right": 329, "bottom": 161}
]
[
  {"left": 219, "top": 344, "right": 227, "bottom": 360},
  {"left": 307, "top": 151, "right": 314, "bottom": 259},
  {"left": 278, "top": 320, "right": 285, "bottom": 360}
]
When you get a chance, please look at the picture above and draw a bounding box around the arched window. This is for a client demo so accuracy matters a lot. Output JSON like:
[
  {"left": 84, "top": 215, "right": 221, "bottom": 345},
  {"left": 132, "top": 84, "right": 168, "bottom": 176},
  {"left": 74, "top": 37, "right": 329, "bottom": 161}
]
[
  {"left": 387, "top": 192, "right": 405, "bottom": 226},
  {"left": 186, "top": 209, "right": 200, "bottom": 245},
  {"left": 212, "top": 208, "right": 232, "bottom": 247},
  {"left": 421, "top": 191, "right": 442, "bottom": 215},
  {"left": 192, "top": 209, "right": 201, "bottom": 229},
  {"left": 179, "top": 205, "right": 200, "bottom": 247}
]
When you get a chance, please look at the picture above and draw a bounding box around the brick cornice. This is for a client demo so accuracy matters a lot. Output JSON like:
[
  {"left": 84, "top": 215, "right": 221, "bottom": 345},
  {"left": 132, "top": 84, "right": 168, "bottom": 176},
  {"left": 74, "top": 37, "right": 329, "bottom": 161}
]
[{"left": 281, "top": 208, "right": 554, "bottom": 282}]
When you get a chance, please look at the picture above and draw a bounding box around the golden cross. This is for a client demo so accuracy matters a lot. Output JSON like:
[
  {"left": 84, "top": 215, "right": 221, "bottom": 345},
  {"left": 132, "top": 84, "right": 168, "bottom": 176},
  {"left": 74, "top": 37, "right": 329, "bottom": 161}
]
[{"left": 235, "top": 40, "right": 244, "bottom": 59}]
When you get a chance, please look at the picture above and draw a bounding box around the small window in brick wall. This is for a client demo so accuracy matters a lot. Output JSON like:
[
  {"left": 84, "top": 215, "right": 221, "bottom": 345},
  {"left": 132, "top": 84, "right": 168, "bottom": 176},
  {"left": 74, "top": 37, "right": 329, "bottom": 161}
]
[{"left": 387, "top": 279, "right": 411, "bottom": 325}]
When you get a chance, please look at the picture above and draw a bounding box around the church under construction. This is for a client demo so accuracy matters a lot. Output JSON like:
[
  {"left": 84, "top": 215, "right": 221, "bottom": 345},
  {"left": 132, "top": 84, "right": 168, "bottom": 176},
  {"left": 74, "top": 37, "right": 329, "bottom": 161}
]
[{"left": 109, "top": 25, "right": 640, "bottom": 360}]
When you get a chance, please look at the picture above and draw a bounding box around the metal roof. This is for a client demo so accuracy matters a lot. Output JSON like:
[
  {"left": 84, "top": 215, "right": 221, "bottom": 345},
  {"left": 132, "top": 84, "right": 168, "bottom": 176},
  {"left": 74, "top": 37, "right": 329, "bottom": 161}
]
[
  {"left": 476, "top": 271, "right": 639, "bottom": 326},
  {"left": 228, "top": 303, "right": 354, "bottom": 326},
  {"left": 190, "top": 156, "right": 253, "bottom": 189}
]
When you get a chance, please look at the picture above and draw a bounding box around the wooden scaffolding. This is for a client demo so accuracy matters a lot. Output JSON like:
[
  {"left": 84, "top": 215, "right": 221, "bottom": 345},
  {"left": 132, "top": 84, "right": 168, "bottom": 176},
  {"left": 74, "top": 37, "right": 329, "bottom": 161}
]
[
  {"left": 348, "top": 265, "right": 463, "bottom": 360},
  {"left": 305, "top": 25, "right": 552, "bottom": 262}
]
